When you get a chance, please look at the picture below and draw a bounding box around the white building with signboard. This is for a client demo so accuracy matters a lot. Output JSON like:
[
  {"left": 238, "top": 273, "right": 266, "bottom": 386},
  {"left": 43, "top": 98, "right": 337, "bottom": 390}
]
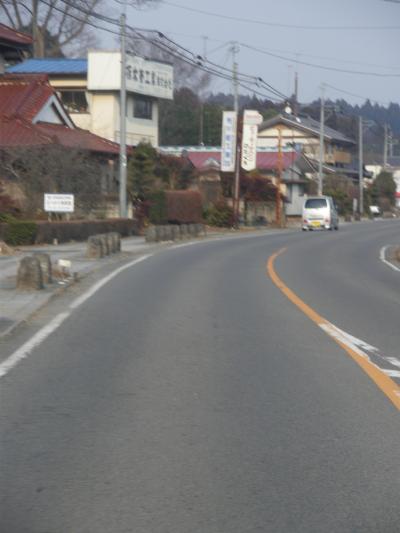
[{"left": 8, "top": 51, "right": 174, "bottom": 147}]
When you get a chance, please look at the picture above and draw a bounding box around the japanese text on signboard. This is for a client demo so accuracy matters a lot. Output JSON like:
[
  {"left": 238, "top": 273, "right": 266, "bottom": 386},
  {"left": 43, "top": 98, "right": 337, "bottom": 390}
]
[{"left": 221, "top": 111, "right": 237, "bottom": 172}]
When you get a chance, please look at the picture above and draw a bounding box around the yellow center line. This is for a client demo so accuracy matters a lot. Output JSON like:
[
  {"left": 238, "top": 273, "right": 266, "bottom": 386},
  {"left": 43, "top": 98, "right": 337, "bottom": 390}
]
[{"left": 267, "top": 248, "right": 400, "bottom": 411}]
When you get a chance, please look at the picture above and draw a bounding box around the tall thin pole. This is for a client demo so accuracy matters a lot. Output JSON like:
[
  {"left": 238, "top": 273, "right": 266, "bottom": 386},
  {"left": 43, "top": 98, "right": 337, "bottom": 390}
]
[
  {"left": 232, "top": 43, "right": 240, "bottom": 226},
  {"left": 359, "top": 116, "right": 364, "bottom": 217},
  {"left": 199, "top": 36, "right": 208, "bottom": 146},
  {"left": 276, "top": 126, "right": 283, "bottom": 226},
  {"left": 119, "top": 7, "right": 127, "bottom": 218},
  {"left": 294, "top": 71, "right": 299, "bottom": 115},
  {"left": 318, "top": 84, "right": 325, "bottom": 196},
  {"left": 383, "top": 123, "right": 388, "bottom": 169}
]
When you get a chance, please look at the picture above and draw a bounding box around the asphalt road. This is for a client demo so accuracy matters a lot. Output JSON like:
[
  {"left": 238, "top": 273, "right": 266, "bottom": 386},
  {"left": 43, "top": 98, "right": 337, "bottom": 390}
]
[{"left": 1, "top": 221, "right": 400, "bottom": 533}]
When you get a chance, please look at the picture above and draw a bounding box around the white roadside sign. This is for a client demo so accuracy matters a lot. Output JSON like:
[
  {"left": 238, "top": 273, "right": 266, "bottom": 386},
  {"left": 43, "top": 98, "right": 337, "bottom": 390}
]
[
  {"left": 241, "top": 110, "right": 263, "bottom": 171},
  {"left": 243, "top": 109, "right": 263, "bottom": 126},
  {"left": 221, "top": 111, "right": 237, "bottom": 172},
  {"left": 44, "top": 194, "right": 75, "bottom": 213}
]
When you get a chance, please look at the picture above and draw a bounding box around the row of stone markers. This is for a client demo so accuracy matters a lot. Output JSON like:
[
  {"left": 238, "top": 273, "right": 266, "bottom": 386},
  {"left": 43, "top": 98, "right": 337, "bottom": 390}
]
[
  {"left": 17, "top": 253, "right": 52, "bottom": 291},
  {"left": 145, "top": 224, "right": 206, "bottom": 243},
  {"left": 86, "top": 232, "right": 121, "bottom": 259}
]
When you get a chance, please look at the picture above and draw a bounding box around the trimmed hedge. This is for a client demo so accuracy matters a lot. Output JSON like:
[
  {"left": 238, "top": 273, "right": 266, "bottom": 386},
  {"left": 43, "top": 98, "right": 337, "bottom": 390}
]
[
  {"left": 148, "top": 190, "right": 203, "bottom": 225},
  {"left": 0, "top": 219, "right": 139, "bottom": 245},
  {"left": 3, "top": 221, "right": 37, "bottom": 245},
  {"left": 149, "top": 191, "right": 168, "bottom": 225},
  {"left": 166, "top": 191, "right": 203, "bottom": 224}
]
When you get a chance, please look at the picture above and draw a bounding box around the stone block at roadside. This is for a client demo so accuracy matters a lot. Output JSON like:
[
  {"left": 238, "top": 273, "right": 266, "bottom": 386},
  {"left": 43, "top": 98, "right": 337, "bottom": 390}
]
[
  {"left": 86, "top": 235, "right": 104, "bottom": 259},
  {"left": 33, "top": 252, "right": 52, "bottom": 284},
  {"left": 111, "top": 232, "right": 121, "bottom": 252},
  {"left": 145, "top": 226, "right": 157, "bottom": 243},
  {"left": 171, "top": 225, "right": 180, "bottom": 241},
  {"left": 17, "top": 256, "right": 43, "bottom": 291}
]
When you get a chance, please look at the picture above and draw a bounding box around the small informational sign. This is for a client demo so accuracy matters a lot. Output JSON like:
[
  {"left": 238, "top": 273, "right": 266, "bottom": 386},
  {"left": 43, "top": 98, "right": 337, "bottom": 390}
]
[
  {"left": 241, "top": 110, "right": 263, "bottom": 171},
  {"left": 44, "top": 194, "right": 74, "bottom": 213},
  {"left": 221, "top": 111, "right": 237, "bottom": 172}
]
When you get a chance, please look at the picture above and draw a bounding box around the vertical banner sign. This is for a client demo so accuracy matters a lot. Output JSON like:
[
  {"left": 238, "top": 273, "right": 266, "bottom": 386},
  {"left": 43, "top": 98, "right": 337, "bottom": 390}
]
[
  {"left": 221, "top": 111, "right": 237, "bottom": 172},
  {"left": 241, "top": 110, "right": 263, "bottom": 171}
]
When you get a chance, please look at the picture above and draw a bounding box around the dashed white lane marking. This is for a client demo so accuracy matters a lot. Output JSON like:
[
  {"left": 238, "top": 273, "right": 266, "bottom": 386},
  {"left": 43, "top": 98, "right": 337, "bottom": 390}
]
[{"left": 380, "top": 245, "right": 400, "bottom": 272}]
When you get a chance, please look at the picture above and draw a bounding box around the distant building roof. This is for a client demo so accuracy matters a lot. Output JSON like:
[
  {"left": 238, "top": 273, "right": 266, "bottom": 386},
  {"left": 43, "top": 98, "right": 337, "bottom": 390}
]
[
  {"left": 259, "top": 113, "right": 356, "bottom": 145},
  {"left": 0, "top": 24, "right": 33, "bottom": 46},
  {"left": 159, "top": 147, "right": 300, "bottom": 171},
  {"left": 7, "top": 58, "right": 87, "bottom": 75}
]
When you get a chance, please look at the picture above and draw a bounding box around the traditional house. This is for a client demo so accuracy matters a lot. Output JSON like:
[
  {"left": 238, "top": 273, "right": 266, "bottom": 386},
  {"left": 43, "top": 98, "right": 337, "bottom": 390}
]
[
  {"left": 159, "top": 146, "right": 309, "bottom": 221},
  {"left": 257, "top": 113, "right": 358, "bottom": 182},
  {"left": 0, "top": 24, "right": 32, "bottom": 73},
  {"left": 0, "top": 73, "right": 123, "bottom": 215},
  {"left": 8, "top": 51, "right": 174, "bottom": 147}
]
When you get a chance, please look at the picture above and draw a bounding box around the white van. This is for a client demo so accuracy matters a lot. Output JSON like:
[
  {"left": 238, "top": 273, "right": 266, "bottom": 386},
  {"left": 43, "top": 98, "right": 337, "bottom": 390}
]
[{"left": 302, "top": 196, "right": 339, "bottom": 231}]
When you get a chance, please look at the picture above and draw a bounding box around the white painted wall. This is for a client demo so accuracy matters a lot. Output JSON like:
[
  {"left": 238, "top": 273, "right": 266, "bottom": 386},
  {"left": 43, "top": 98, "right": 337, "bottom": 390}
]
[{"left": 48, "top": 75, "right": 161, "bottom": 146}]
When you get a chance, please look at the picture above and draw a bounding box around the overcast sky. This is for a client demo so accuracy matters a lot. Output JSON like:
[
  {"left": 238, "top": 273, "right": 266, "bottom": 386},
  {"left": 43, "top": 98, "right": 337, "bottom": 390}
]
[{"left": 104, "top": 0, "right": 400, "bottom": 106}]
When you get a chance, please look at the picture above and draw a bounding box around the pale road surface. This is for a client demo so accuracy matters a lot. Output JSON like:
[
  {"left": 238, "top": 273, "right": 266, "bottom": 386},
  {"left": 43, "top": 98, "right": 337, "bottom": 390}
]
[{"left": 1, "top": 221, "right": 400, "bottom": 532}]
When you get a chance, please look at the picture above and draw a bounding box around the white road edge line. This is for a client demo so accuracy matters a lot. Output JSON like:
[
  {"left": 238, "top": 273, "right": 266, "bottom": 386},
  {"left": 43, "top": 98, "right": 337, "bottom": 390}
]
[
  {"left": 0, "top": 254, "right": 153, "bottom": 380},
  {"left": 70, "top": 254, "right": 152, "bottom": 309},
  {"left": 380, "top": 245, "right": 400, "bottom": 272},
  {"left": 0, "top": 230, "right": 289, "bottom": 379},
  {"left": 0, "top": 312, "right": 70, "bottom": 378}
]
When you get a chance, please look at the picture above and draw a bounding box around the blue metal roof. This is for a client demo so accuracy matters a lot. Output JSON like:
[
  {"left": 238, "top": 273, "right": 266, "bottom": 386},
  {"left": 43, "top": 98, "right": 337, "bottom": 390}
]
[{"left": 7, "top": 58, "right": 87, "bottom": 75}]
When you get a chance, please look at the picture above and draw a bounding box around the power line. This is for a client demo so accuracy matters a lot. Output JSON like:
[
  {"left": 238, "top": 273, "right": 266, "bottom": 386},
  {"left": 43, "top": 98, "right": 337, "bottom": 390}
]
[
  {"left": 239, "top": 43, "right": 400, "bottom": 78},
  {"left": 51, "top": 0, "right": 289, "bottom": 101},
  {"left": 324, "top": 84, "right": 391, "bottom": 107},
  {"left": 163, "top": 0, "right": 400, "bottom": 30}
]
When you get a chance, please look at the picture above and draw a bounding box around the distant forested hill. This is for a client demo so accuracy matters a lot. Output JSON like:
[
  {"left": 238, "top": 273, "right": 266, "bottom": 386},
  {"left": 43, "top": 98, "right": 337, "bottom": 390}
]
[{"left": 159, "top": 89, "right": 399, "bottom": 161}]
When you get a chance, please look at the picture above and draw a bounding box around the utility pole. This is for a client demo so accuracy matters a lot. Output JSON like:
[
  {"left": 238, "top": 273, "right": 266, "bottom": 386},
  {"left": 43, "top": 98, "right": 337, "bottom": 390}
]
[
  {"left": 318, "top": 84, "right": 325, "bottom": 196},
  {"left": 119, "top": 5, "right": 127, "bottom": 218},
  {"left": 359, "top": 116, "right": 364, "bottom": 217},
  {"left": 294, "top": 71, "right": 299, "bottom": 116},
  {"left": 383, "top": 123, "right": 388, "bottom": 169},
  {"left": 276, "top": 126, "right": 283, "bottom": 226},
  {"left": 199, "top": 36, "right": 208, "bottom": 146},
  {"left": 32, "top": 0, "right": 42, "bottom": 58},
  {"left": 231, "top": 42, "right": 240, "bottom": 226}
]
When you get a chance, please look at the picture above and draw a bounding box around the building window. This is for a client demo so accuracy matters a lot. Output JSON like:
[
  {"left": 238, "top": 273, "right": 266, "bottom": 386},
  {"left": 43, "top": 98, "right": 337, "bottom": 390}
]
[
  {"left": 59, "top": 91, "right": 88, "bottom": 113},
  {"left": 133, "top": 96, "right": 152, "bottom": 120}
]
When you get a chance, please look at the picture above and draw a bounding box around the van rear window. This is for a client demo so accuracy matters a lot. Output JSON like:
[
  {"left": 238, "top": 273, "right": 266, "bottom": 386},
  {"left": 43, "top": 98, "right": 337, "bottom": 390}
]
[{"left": 304, "top": 199, "right": 327, "bottom": 209}]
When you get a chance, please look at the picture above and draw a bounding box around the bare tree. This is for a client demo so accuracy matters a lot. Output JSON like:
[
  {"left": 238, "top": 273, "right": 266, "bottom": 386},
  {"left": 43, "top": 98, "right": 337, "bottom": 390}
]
[{"left": 0, "top": 0, "right": 160, "bottom": 57}]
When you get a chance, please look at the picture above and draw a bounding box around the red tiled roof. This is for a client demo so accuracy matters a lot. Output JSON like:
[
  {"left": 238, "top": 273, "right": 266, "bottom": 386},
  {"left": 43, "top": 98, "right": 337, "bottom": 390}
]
[
  {"left": 0, "top": 118, "right": 120, "bottom": 154},
  {"left": 0, "top": 23, "right": 33, "bottom": 46},
  {"left": 187, "top": 150, "right": 299, "bottom": 170},
  {"left": 36, "top": 123, "right": 120, "bottom": 154},
  {"left": 0, "top": 74, "right": 120, "bottom": 155},
  {"left": 0, "top": 74, "right": 53, "bottom": 121},
  {"left": 0, "top": 116, "right": 51, "bottom": 147}
]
